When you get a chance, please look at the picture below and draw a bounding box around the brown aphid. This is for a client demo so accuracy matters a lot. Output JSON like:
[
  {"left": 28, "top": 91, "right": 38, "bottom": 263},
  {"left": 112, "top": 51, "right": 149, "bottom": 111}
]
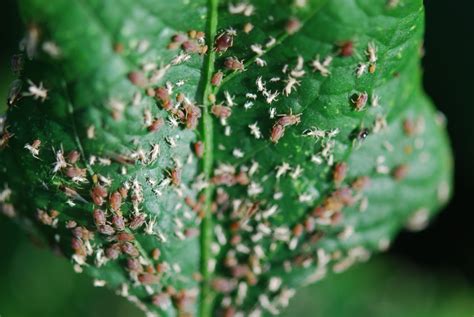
[
  {"left": 292, "top": 223, "right": 304, "bottom": 237},
  {"left": 91, "top": 185, "right": 107, "bottom": 206},
  {"left": 214, "top": 32, "right": 234, "bottom": 53},
  {"left": 127, "top": 257, "right": 143, "bottom": 272},
  {"left": 0, "top": 129, "right": 13, "bottom": 149},
  {"left": 66, "top": 167, "right": 86, "bottom": 179},
  {"left": 338, "top": 40, "right": 354, "bottom": 57},
  {"left": 71, "top": 226, "right": 84, "bottom": 239},
  {"left": 113, "top": 42, "right": 124, "bottom": 53},
  {"left": 333, "top": 187, "right": 355, "bottom": 205},
  {"left": 156, "top": 263, "right": 168, "bottom": 274},
  {"left": 112, "top": 213, "right": 126, "bottom": 231},
  {"left": 352, "top": 92, "right": 368, "bottom": 111},
  {"left": 182, "top": 40, "right": 199, "bottom": 53},
  {"left": 117, "top": 232, "right": 135, "bottom": 242},
  {"left": 392, "top": 164, "right": 409, "bottom": 181},
  {"left": 352, "top": 176, "right": 370, "bottom": 192},
  {"left": 148, "top": 118, "right": 164, "bottom": 132},
  {"left": 333, "top": 162, "right": 348, "bottom": 185},
  {"left": 194, "top": 141, "right": 204, "bottom": 158},
  {"left": 109, "top": 191, "right": 122, "bottom": 211},
  {"left": 224, "top": 57, "right": 244, "bottom": 71},
  {"left": 211, "top": 104, "right": 232, "bottom": 119},
  {"left": 277, "top": 113, "right": 301, "bottom": 127},
  {"left": 211, "top": 71, "right": 223, "bottom": 86},
  {"left": 235, "top": 171, "right": 249, "bottom": 185},
  {"left": 71, "top": 237, "right": 86, "bottom": 256},
  {"left": 129, "top": 213, "right": 146, "bottom": 230},
  {"left": 93, "top": 209, "right": 106, "bottom": 226},
  {"left": 121, "top": 241, "right": 139, "bottom": 257},
  {"left": 152, "top": 248, "right": 161, "bottom": 261},
  {"left": 184, "top": 103, "right": 202, "bottom": 129},
  {"left": 171, "top": 167, "right": 181, "bottom": 186},
  {"left": 105, "top": 243, "right": 121, "bottom": 260},
  {"left": 270, "top": 124, "right": 285, "bottom": 143},
  {"left": 138, "top": 273, "right": 160, "bottom": 285},
  {"left": 98, "top": 224, "right": 115, "bottom": 236},
  {"left": 304, "top": 217, "right": 315, "bottom": 232},
  {"left": 67, "top": 150, "right": 81, "bottom": 164},
  {"left": 155, "top": 87, "right": 172, "bottom": 109},
  {"left": 119, "top": 187, "right": 128, "bottom": 199},
  {"left": 211, "top": 277, "right": 237, "bottom": 293},
  {"left": 152, "top": 293, "right": 171, "bottom": 309},
  {"left": 212, "top": 173, "right": 236, "bottom": 186},
  {"left": 403, "top": 118, "right": 416, "bottom": 136},
  {"left": 128, "top": 71, "right": 147, "bottom": 88},
  {"left": 285, "top": 17, "right": 301, "bottom": 34}
]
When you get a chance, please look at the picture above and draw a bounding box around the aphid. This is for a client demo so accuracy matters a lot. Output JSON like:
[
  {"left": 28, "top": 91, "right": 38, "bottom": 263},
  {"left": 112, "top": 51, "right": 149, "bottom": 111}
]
[
  {"left": 98, "top": 224, "right": 115, "bottom": 236},
  {"left": 127, "top": 258, "right": 142, "bottom": 272},
  {"left": 270, "top": 124, "right": 285, "bottom": 144},
  {"left": 105, "top": 243, "right": 121, "bottom": 260},
  {"left": 184, "top": 102, "right": 202, "bottom": 129},
  {"left": 20, "top": 24, "right": 40, "bottom": 59},
  {"left": 338, "top": 40, "right": 354, "bottom": 57},
  {"left": 392, "top": 164, "right": 409, "bottom": 181},
  {"left": 109, "top": 191, "right": 122, "bottom": 211},
  {"left": 152, "top": 248, "right": 161, "bottom": 261},
  {"left": 11, "top": 54, "right": 24, "bottom": 75},
  {"left": 122, "top": 242, "right": 140, "bottom": 257},
  {"left": 129, "top": 213, "right": 146, "bottom": 230},
  {"left": 170, "top": 167, "right": 181, "bottom": 186},
  {"left": 67, "top": 150, "right": 81, "bottom": 164},
  {"left": 243, "top": 22, "right": 254, "bottom": 33},
  {"left": 23, "top": 80, "right": 48, "bottom": 102},
  {"left": 91, "top": 185, "right": 108, "bottom": 206},
  {"left": 224, "top": 57, "right": 245, "bottom": 71},
  {"left": 214, "top": 31, "right": 234, "bottom": 53},
  {"left": 112, "top": 213, "right": 126, "bottom": 231},
  {"left": 194, "top": 141, "right": 204, "bottom": 158},
  {"left": 148, "top": 118, "right": 164, "bottom": 132},
  {"left": 355, "top": 128, "right": 369, "bottom": 142},
  {"left": 276, "top": 113, "right": 301, "bottom": 127},
  {"left": 356, "top": 63, "right": 368, "bottom": 77},
  {"left": 127, "top": 71, "right": 147, "bottom": 88},
  {"left": 285, "top": 17, "right": 301, "bottom": 34},
  {"left": 71, "top": 237, "right": 86, "bottom": 257},
  {"left": 352, "top": 176, "right": 370, "bottom": 192},
  {"left": 283, "top": 76, "right": 300, "bottom": 96},
  {"left": 211, "top": 104, "right": 232, "bottom": 119},
  {"left": 138, "top": 273, "right": 160, "bottom": 285},
  {"left": 403, "top": 118, "right": 417, "bottom": 136},
  {"left": 66, "top": 167, "right": 87, "bottom": 179},
  {"left": 24, "top": 139, "right": 41, "bottom": 158},
  {"left": 7, "top": 79, "right": 23, "bottom": 106},
  {"left": 351, "top": 92, "right": 368, "bottom": 111},
  {"left": 117, "top": 232, "right": 135, "bottom": 242},
  {"left": 211, "top": 71, "right": 224, "bottom": 86},
  {"left": 181, "top": 40, "right": 199, "bottom": 53},
  {"left": 333, "top": 162, "right": 348, "bottom": 185}
]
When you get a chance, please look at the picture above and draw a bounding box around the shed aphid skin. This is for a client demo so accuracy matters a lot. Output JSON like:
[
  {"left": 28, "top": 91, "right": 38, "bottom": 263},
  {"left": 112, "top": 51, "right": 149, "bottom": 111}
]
[
  {"left": 24, "top": 139, "right": 41, "bottom": 159},
  {"left": 228, "top": 2, "right": 255, "bottom": 16},
  {"left": 23, "top": 79, "right": 48, "bottom": 102},
  {"left": 248, "top": 122, "right": 262, "bottom": 139},
  {"left": 356, "top": 63, "right": 368, "bottom": 77},
  {"left": 311, "top": 55, "right": 332, "bottom": 77},
  {"left": 283, "top": 76, "right": 300, "bottom": 96}
]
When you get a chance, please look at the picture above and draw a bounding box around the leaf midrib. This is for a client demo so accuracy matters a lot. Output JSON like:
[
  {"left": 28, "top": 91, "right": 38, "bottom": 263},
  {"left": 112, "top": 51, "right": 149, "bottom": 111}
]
[{"left": 199, "top": 0, "right": 219, "bottom": 316}]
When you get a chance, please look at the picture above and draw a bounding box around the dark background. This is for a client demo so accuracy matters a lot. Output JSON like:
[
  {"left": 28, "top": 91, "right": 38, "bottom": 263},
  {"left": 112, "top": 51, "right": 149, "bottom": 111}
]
[{"left": 1, "top": 1, "right": 473, "bottom": 316}]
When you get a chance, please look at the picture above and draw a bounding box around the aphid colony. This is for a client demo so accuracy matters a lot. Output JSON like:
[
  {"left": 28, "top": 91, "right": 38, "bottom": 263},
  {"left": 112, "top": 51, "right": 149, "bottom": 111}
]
[{"left": 1, "top": 1, "right": 431, "bottom": 316}]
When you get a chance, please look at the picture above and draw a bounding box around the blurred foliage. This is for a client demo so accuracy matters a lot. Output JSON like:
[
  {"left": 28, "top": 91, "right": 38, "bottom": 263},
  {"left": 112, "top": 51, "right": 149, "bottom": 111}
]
[{"left": 1, "top": 218, "right": 473, "bottom": 317}]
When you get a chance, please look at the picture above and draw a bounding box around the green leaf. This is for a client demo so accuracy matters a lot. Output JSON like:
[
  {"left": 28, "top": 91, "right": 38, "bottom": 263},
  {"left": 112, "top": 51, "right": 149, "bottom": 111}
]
[{"left": 0, "top": 0, "right": 452, "bottom": 316}]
